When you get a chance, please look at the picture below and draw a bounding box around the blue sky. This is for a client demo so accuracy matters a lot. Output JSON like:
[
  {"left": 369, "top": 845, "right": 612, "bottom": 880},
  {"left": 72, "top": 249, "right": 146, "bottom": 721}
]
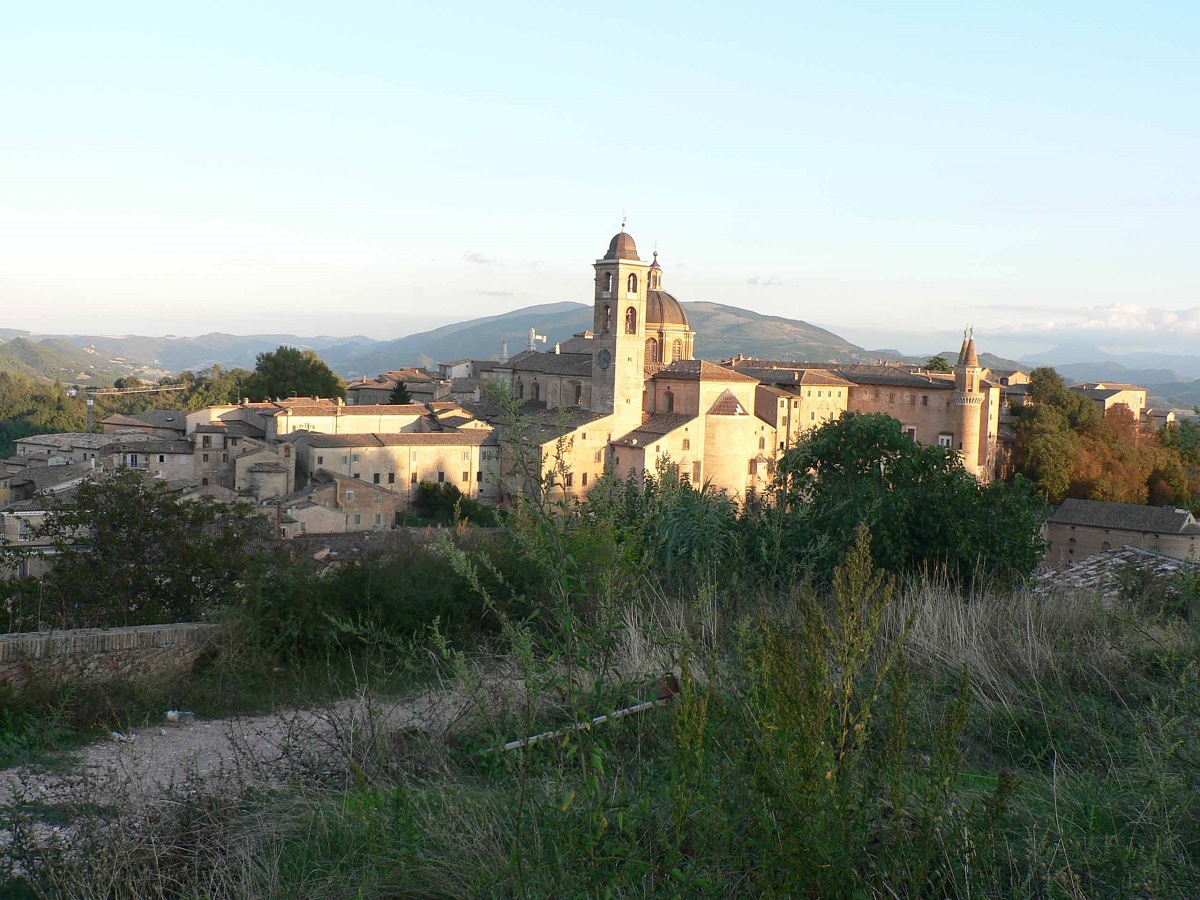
[{"left": 2, "top": 1, "right": 1197, "bottom": 356}]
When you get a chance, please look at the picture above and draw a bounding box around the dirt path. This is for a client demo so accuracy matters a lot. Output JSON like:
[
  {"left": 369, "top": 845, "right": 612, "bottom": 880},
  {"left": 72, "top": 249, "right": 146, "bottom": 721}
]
[{"left": 0, "top": 689, "right": 473, "bottom": 809}]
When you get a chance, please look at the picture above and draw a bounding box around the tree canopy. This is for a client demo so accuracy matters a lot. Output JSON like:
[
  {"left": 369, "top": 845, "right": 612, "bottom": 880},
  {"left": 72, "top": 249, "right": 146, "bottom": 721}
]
[
  {"left": 242, "top": 346, "right": 345, "bottom": 401},
  {"left": 774, "top": 412, "right": 1047, "bottom": 585}
]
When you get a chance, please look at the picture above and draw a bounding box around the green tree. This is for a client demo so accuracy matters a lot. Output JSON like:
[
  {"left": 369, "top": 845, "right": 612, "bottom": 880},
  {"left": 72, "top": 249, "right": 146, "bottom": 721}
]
[
  {"left": 15, "top": 470, "right": 269, "bottom": 629},
  {"left": 389, "top": 380, "right": 413, "bottom": 404},
  {"left": 775, "top": 412, "right": 1046, "bottom": 585},
  {"left": 242, "top": 346, "right": 345, "bottom": 401},
  {"left": 925, "top": 355, "right": 953, "bottom": 372}
]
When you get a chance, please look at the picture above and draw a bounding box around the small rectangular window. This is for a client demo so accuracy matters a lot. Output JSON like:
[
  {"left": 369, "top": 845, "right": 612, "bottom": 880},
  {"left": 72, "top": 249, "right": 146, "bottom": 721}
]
[
  {"left": 158, "top": 455, "right": 165, "bottom": 463},
  {"left": 317, "top": 455, "right": 324, "bottom": 465},
  {"left": 565, "top": 473, "right": 574, "bottom": 487},
  {"left": 582, "top": 472, "right": 588, "bottom": 486},
  {"left": 462, "top": 471, "right": 469, "bottom": 482},
  {"left": 375, "top": 513, "right": 382, "bottom": 525},
  {"left": 682, "top": 439, "right": 690, "bottom": 451},
  {"left": 354, "top": 514, "right": 361, "bottom": 525},
  {"left": 374, "top": 493, "right": 382, "bottom": 502},
  {"left": 388, "top": 472, "right": 395, "bottom": 484},
  {"left": 222, "top": 453, "right": 229, "bottom": 462},
  {"left": 411, "top": 472, "right": 417, "bottom": 484},
  {"left": 341, "top": 455, "right": 348, "bottom": 464},
  {"left": 921, "top": 395, "right": 929, "bottom": 406},
  {"left": 477, "top": 471, "right": 483, "bottom": 482},
  {"left": 438, "top": 471, "right": 445, "bottom": 483},
  {"left": 352, "top": 454, "right": 360, "bottom": 462},
  {"left": 373, "top": 473, "right": 380, "bottom": 484},
  {"left": 202, "top": 453, "right": 209, "bottom": 462}
]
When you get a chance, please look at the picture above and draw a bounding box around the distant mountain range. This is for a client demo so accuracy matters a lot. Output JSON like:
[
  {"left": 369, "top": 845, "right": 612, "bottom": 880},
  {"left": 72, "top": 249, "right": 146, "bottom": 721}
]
[{"left": 4, "top": 304, "right": 1200, "bottom": 411}]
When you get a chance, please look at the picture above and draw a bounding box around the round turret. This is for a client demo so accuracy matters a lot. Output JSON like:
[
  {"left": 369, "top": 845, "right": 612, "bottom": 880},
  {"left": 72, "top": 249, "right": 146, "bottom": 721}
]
[{"left": 604, "top": 231, "right": 640, "bottom": 261}]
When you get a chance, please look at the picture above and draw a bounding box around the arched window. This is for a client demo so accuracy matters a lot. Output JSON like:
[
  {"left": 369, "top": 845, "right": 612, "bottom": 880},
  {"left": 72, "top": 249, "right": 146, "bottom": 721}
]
[
  {"left": 602, "top": 272, "right": 613, "bottom": 295},
  {"left": 625, "top": 307, "right": 637, "bottom": 334},
  {"left": 671, "top": 339, "right": 683, "bottom": 361},
  {"left": 645, "top": 338, "right": 659, "bottom": 366},
  {"left": 531, "top": 381, "right": 540, "bottom": 401},
  {"left": 664, "top": 390, "right": 675, "bottom": 413},
  {"left": 627, "top": 273, "right": 638, "bottom": 293},
  {"left": 516, "top": 380, "right": 524, "bottom": 399},
  {"left": 603, "top": 304, "right": 612, "bottom": 333},
  {"left": 574, "top": 383, "right": 583, "bottom": 405}
]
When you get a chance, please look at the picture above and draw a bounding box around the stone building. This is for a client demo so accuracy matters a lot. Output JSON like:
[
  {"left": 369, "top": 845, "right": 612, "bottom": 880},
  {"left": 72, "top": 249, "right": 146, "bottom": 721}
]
[{"left": 1044, "top": 498, "right": 1200, "bottom": 567}]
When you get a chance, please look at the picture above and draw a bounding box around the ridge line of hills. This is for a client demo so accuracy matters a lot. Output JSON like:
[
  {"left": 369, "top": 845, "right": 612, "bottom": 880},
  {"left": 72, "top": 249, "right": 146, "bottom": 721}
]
[{"left": 3, "top": 304, "right": 1199, "bottom": 411}]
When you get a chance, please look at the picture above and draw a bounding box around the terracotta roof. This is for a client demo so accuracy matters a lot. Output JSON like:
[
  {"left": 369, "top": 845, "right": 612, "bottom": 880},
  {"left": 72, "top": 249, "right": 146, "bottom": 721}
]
[
  {"left": 834, "top": 366, "right": 955, "bottom": 389},
  {"left": 741, "top": 367, "right": 853, "bottom": 388},
  {"left": 612, "top": 414, "right": 697, "bottom": 447},
  {"left": 504, "top": 351, "right": 593, "bottom": 378},
  {"left": 652, "top": 360, "right": 758, "bottom": 383},
  {"left": 1048, "top": 499, "right": 1200, "bottom": 534},
  {"left": 301, "top": 431, "right": 495, "bottom": 449},
  {"left": 708, "top": 389, "right": 751, "bottom": 416}
]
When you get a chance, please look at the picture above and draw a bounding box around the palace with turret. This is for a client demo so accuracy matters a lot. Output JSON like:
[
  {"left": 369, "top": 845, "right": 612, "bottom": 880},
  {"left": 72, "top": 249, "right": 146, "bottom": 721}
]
[{"left": 492, "top": 228, "right": 1003, "bottom": 500}]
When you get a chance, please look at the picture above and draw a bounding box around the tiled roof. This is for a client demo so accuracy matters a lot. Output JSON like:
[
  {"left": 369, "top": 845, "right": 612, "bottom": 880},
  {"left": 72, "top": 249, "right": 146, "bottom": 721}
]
[
  {"left": 708, "top": 389, "right": 751, "bottom": 416},
  {"left": 652, "top": 360, "right": 758, "bottom": 383},
  {"left": 504, "top": 350, "right": 593, "bottom": 378},
  {"left": 834, "top": 366, "right": 955, "bottom": 390},
  {"left": 739, "top": 367, "right": 853, "bottom": 387},
  {"left": 613, "top": 414, "right": 697, "bottom": 447},
  {"left": 1036, "top": 545, "right": 1197, "bottom": 600},
  {"left": 109, "top": 439, "right": 194, "bottom": 455},
  {"left": 1048, "top": 499, "right": 1199, "bottom": 534},
  {"left": 301, "top": 431, "right": 495, "bottom": 449}
]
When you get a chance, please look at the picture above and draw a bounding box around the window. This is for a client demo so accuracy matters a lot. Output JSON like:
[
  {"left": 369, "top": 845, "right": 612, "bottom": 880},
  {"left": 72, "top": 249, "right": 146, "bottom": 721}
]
[
  {"left": 230, "top": 438, "right": 238, "bottom": 447},
  {"left": 438, "top": 471, "right": 445, "bottom": 483},
  {"left": 373, "top": 473, "right": 380, "bottom": 484},
  {"left": 758, "top": 437, "right": 766, "bottom": 450},
  {"left": 346, "top": 490, "right": 355, "bottom": 500},
  {"left": 462, "top": 471, "right": 469, "bottom": 482},
  {"left": 352, "top": 454, "right": 360, "bottom": 463},
  {"left": 374, "top": 493, "right": 382, "bottom": 502},
  {"left": 284, "top": 446, "right": 291, "bottom": 457},
  {"left": 664, "top": 390, "right": 674, "bottom": 413},
  {"left": 905, "top": 427, "right": 917, "bottom": 441},
  {"left": 222, "top": 453, "right": 229, "bottom": 462},
  {"left": 627, "top": 272, "right": 638, "bottom": 294},
  {"left": 516, "top": 381, "right": 524, "bottom": 399},
  {"left": 888, "top": 393, "right": 896, "bottom": 405},
  {"left": 201, "top": 477, "right": 209, "bottom": 486},
  {"left": 317, "top": 455, "right": 324, "bottom": 465},
  {"left": 817, "top": 390, "right": 822, "bottom": 397},
  {"left": 531, "top": 381, "right": 540, "bottom": 401},
  {"left": 602, "top": 304, "right": 611, "bottom": 332},
  {"left": 582, "top": 472, "right": 588, "bottom": 486},
  {"left": 375, "top": 513, "right": 382, "bottom": 525},
  {"left": 158, "top": 455, "right": 165, "bottom": 463},
  {"left": 202, "top": 436, "right": 211, "bottom": 448},
  {"left": 602, "top": 272, "right": 613, "bottom": 295},
  {"left": 645, "top": 338, "right": 660, "bottom": 366},
  {"left": 682, "top": 438, "right": 690, "bottom": 451},
  {"left": 565, "top": 473, "right": 574, "bottom": 487},
  {"left": 477, "top": 471, "right": 483, "bottom": 482},
  {"left": 594, "top": 450, "right": 602, "bottom": 463},
  {"left": 341, "top": 455, "right": 348, "bottom": 464},
  {"left": 692, "top": 461, "right": 701, "bottom": 483},
  {"left": 922, "top": 395, "right": 929, "bottom": 406},
  {"left": 388, "top": 472, "right": 395, "bottom": 484},
  {"left": 411, "top": 472, "right": 417, "bottom": 484},
  {"left": 575, "top": 384, "right": 583, "bottom": 405},
  {"left": 202, "top": 453, "right": 209, "bottom": 462},
  {"left": 625, "top": 307, "right": 637, "bottom": 333},
  {"left": 672, "top": 339, "right": 682, "bottom": 361},
  {"left": 354, "top": 514, "right": 361, "bottom": 525},
  {"left": 938, "top": 433, "right": 953, "bottom": 448},
  {"left": 810, "top": 412, "right": 816, "bottom": 420}
]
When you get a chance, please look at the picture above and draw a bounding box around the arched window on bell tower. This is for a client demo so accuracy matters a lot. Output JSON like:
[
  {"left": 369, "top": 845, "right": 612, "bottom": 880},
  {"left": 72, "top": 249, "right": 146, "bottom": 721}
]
[
  {"left": 602, "top": 272, "right": 613, "bottom": 296},
  {"left": 627, "top": 273, "right": 638, "bottom": 295},
  {"left": 625, "top": 307, "right": 637, "bottom": 334}
]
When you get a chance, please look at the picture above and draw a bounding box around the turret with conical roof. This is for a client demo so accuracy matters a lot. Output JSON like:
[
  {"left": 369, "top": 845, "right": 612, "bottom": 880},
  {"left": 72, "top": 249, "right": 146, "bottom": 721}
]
[{"left": 954, "top": 327, "right": 984, "bottom": 476}]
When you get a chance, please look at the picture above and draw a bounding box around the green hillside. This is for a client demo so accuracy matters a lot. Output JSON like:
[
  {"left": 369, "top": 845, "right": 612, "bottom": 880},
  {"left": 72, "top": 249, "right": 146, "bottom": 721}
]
[{"left": 0, "top": 337, "right": 127, "bottom": 384}]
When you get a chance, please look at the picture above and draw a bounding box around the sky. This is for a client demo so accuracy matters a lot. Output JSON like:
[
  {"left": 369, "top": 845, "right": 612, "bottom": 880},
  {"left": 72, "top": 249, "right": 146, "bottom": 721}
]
[{"left": 2, "top": 1, "right": 1198, "bottom": 358}]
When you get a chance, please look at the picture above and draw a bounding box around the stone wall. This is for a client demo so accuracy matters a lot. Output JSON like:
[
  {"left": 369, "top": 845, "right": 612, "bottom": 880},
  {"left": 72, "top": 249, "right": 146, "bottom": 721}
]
[{"left": 0, "top": 623, "right": 221, "bottom": 692}]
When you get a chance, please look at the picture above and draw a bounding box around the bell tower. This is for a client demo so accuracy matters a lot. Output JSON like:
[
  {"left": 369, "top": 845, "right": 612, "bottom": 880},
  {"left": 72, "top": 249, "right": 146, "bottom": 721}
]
[{"left": 592, "top": 227, "right": 651, "bottom": 433}]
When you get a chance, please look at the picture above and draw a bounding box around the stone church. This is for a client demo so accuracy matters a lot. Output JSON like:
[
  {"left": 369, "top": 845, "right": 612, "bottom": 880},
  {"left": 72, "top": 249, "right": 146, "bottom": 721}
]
[{"left": 493, "top": 228, "right": 1000, "bottom": 501}]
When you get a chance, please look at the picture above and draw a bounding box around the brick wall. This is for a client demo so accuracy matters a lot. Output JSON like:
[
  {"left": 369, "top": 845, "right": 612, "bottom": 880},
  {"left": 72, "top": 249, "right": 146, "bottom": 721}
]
[{"left": 0, "top": 623, "right": 221, "bottom": 692}]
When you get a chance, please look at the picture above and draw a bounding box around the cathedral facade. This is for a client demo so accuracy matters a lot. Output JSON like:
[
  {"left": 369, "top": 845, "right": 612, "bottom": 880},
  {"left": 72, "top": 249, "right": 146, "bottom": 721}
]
[{"left": 493, "top": 229, "right": 999, "bottom": 501}]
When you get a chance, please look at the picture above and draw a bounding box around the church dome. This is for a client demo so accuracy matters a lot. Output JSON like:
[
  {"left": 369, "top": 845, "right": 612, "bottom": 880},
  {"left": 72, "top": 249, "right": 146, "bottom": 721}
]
[
  {"left": 646, "top": 289, "right": 689, "bottom": 328},
  {"left": 604, "top": 231, "right": 640, "bottom": 260}
]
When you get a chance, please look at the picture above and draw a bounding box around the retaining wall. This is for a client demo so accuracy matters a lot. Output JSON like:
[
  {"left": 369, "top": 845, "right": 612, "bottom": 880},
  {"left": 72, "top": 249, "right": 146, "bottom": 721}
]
[{"left": 0, "top": 623, "right": 221, "bottom": 692}]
